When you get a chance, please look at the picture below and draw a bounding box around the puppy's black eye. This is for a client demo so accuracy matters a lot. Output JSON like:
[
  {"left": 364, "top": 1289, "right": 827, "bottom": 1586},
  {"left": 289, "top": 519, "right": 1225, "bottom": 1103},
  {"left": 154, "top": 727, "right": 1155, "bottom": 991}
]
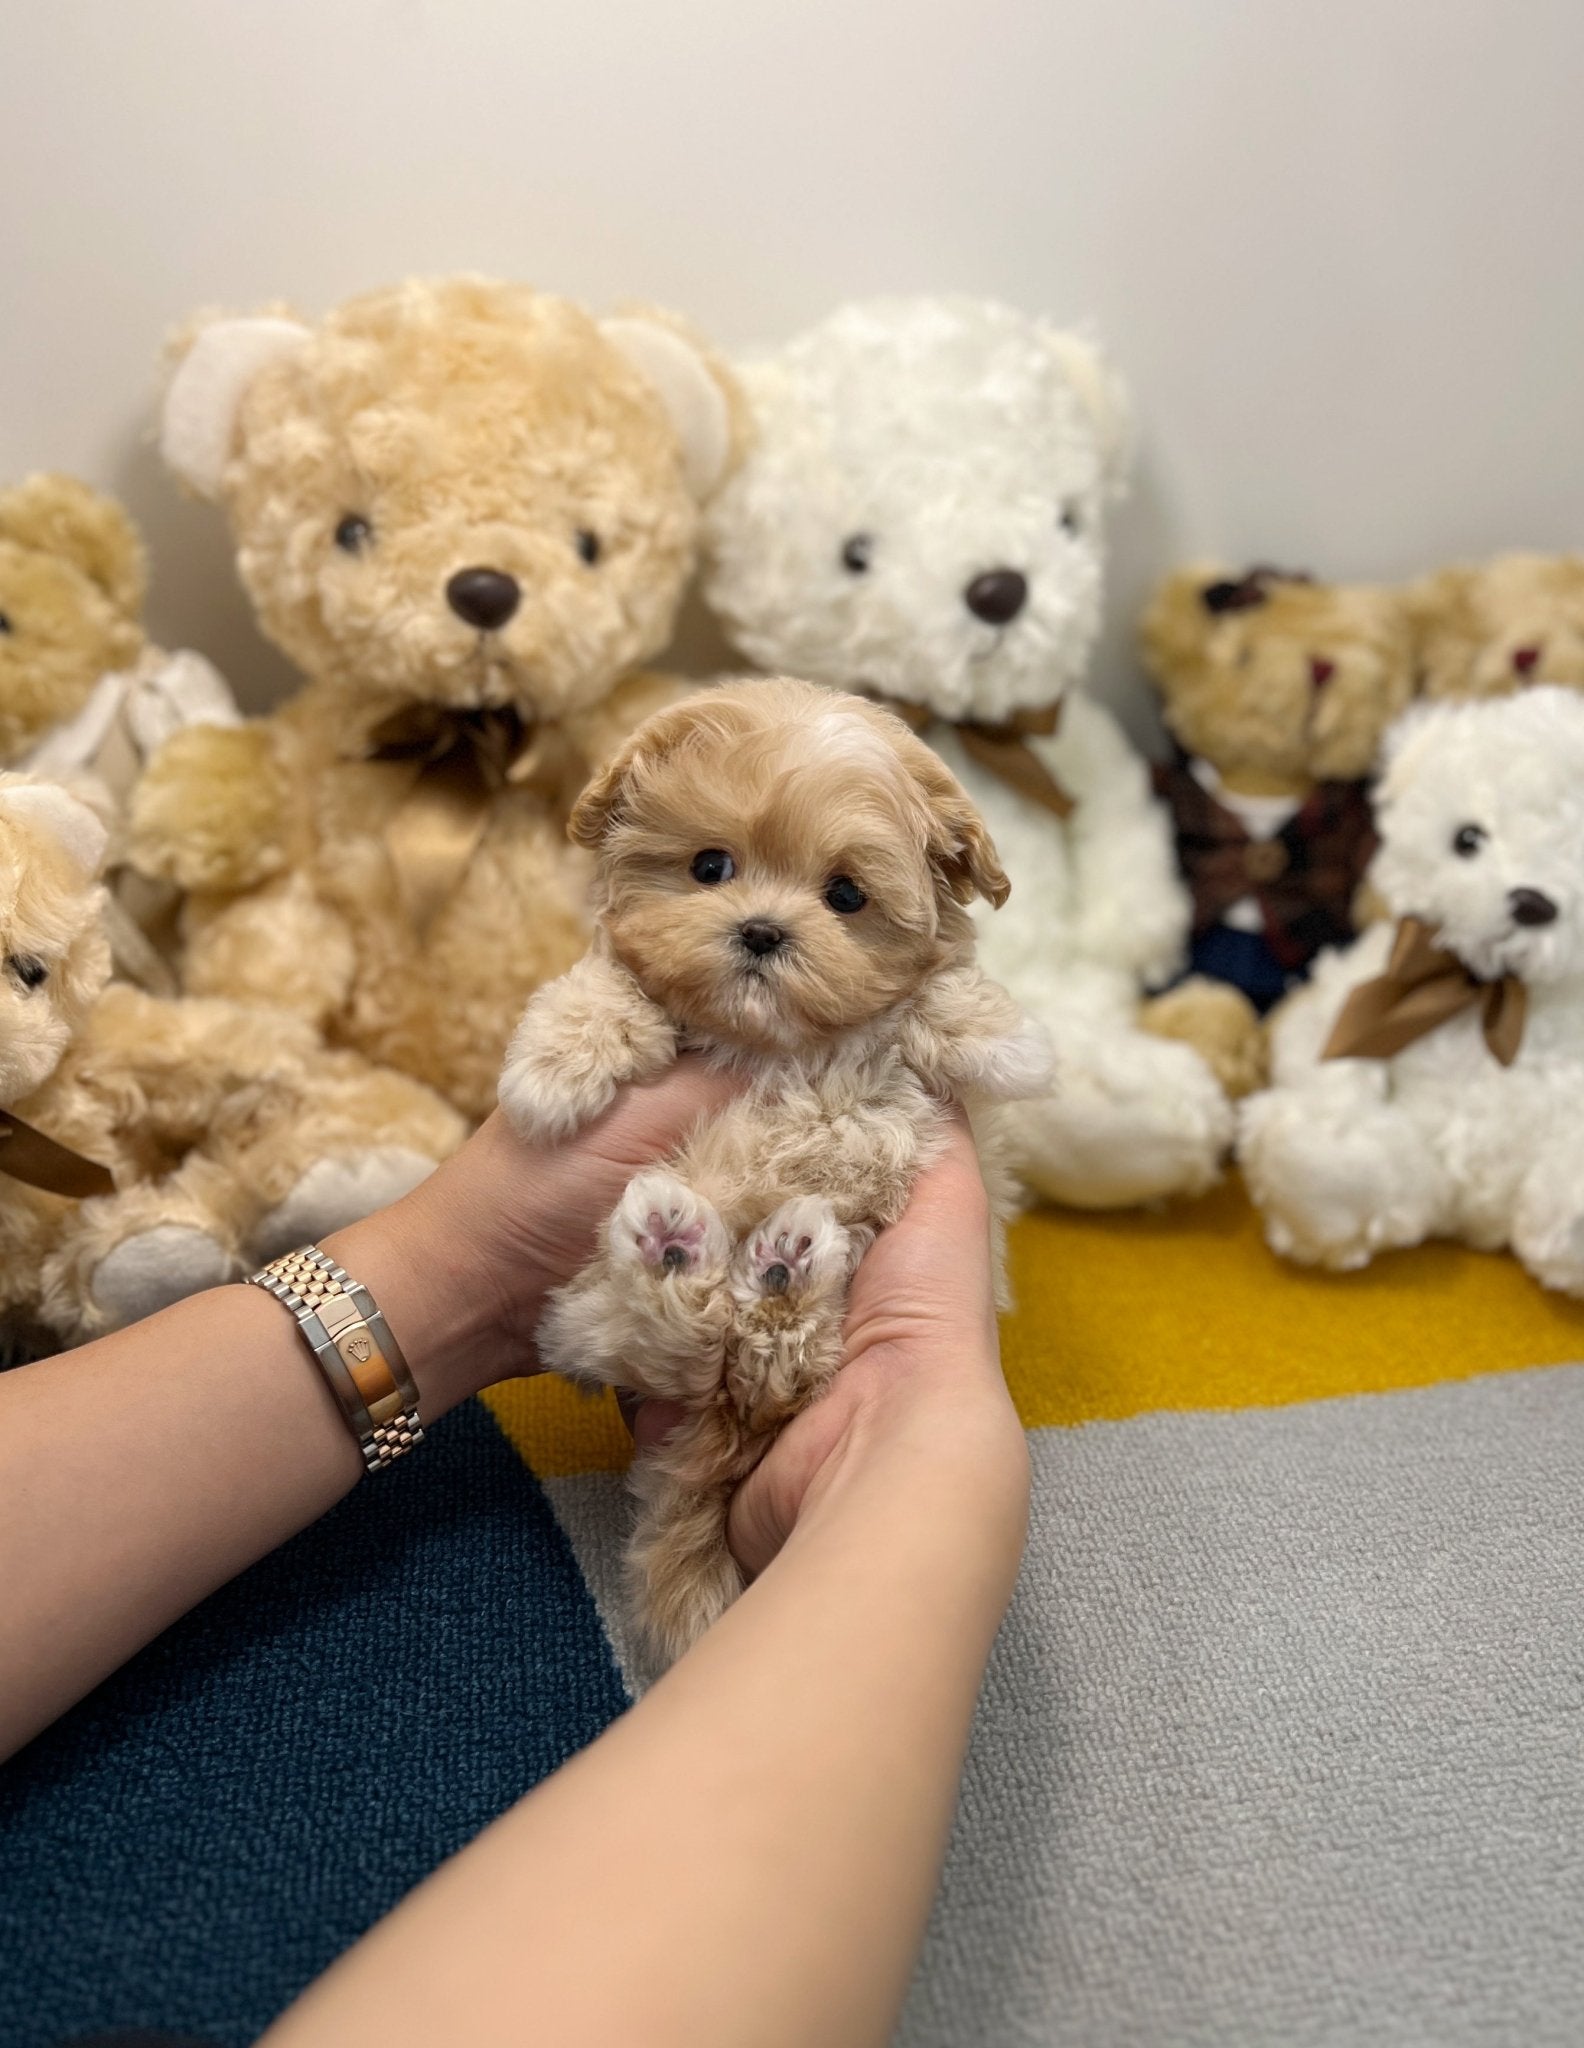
[
  {"left": 824, "top": 876, "right": 867, "bottom": 915},
  {"left": 1453, "top": 823, "right": 1487, "bottom": 858},
  {"left": 0, "top": 612, "right": 12, "bottom": 635},
  {"left": 575, "top": 529, "right": 601, "bottom": 566},
  {"left": 1059, "top": 504, "right": 1082, "bottom": 537},
  {"left": 690, "top": 848, "right": 735, "bottom": 886},
  {"left": 8, "top": 954, "right": 47, "bottom": 990},
  {"left": 334, "top": 514, "right": 373, "bottom": 554},
  {"left": 840, "top": 535, "right": 873, "bottom": 575}
]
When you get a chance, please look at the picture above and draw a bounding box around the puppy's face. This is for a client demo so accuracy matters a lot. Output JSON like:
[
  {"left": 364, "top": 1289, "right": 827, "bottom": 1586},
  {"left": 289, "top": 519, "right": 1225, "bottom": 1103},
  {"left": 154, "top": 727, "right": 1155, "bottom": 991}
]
[{"left": 573, "top": 680, "right": 1008, "bottom": 1052}]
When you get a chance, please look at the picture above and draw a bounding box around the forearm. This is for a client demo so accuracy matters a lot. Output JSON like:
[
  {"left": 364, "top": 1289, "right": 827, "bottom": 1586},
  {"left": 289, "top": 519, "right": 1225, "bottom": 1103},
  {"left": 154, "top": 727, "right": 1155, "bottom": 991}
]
[
  {"left": 0, "top": 1181, "right": 508, "bottom": 1762},
  {"left": 263, "top": 1412, "right": 1028, "bottom": 2048}
]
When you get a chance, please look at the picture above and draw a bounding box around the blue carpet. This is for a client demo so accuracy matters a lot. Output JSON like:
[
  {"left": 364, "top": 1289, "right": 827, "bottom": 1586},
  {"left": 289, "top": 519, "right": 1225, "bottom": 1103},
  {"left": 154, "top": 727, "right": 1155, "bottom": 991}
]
[{"left": 0, "top": 1399, "right": 629, "bottom": 2048}]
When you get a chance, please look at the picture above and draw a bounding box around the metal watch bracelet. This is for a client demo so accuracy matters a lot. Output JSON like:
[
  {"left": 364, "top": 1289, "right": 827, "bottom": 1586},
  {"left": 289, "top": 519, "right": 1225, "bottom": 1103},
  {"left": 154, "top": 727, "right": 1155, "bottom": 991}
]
[{"left": 247, "top": 1243, "right": 424, "bottom": 1473}]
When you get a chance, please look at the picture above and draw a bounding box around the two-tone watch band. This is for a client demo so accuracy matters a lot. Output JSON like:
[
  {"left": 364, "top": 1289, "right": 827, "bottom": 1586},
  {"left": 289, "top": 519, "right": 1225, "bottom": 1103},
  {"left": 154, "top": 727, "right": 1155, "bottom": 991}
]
[{"left": 247, "top": 1244, "right": 424, "bottom": 1473}]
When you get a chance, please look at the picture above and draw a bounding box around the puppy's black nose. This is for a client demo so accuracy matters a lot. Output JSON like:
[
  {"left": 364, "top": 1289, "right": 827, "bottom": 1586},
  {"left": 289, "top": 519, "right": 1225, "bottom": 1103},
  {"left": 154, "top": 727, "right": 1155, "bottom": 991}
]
[
  {"left": 446, "top": 567, "right": 521, "bottom": 631},
  {"left": 1509, "top": 887, "right": 1559, "bottom": 927},
  {"left": 964, "top": 569, "right": 1028, "bottom": 626},
  {"left": 738, "top": 919, "right": 786, "bottom": 958}
]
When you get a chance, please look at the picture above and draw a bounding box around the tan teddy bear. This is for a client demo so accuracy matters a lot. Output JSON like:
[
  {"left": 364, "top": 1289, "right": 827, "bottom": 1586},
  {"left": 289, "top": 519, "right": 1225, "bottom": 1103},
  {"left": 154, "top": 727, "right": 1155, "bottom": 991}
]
[
  {"left": 129, "top": 277, "right": 738, "bottom": 1119},
  {"left": 0, "top": 473, "right": 241, "bottom": 983},
  {"left": 1406, "top": 551, "right": 1584, "bottom": 700},
  {"left": 0, "top": 773, "right": 465, "bottom": 1346},
  {"left": 1138, "top": 565, "right": 1416, "bottom": 1089}
]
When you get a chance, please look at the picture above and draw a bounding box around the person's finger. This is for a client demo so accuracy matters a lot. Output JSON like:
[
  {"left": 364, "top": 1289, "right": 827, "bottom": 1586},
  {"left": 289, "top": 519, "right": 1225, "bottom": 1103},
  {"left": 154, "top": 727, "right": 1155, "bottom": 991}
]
[{"left": 618, "top": 1392, "right": 687, "bottom": 1450}]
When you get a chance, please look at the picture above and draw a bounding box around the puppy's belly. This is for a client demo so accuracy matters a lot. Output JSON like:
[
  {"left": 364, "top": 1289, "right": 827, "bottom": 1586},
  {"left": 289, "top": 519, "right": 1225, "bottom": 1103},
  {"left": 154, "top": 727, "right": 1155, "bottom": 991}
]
[{"left": 670, "top": 1086, "right": 942, "bottom": 1238}]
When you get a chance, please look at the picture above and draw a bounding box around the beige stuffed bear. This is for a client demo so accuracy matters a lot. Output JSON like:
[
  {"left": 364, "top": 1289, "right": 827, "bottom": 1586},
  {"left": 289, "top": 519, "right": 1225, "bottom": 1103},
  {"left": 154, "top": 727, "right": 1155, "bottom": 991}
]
[
  {"left": 129, "top": 277, "right": 739, "bottom": 1119},
  {"left": 1406, "top": 551, "right": 1584, "bottom": 700},
  {"left": 0, "top": 774, "right": 465, "bottom": 1345},
  {"left": 0, "top": 473, "right": 241, "bottom": 983},
  {"left": 1139, "top": 565, "right": 1416, "bottom": 1090}
]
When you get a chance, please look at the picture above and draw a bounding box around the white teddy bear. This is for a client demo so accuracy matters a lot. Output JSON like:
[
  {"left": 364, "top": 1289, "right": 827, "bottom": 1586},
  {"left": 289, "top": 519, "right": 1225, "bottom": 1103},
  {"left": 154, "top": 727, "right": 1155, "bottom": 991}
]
[
  {"left": 703, "top": 296, "right": 1232, "bottom": 1207},
  {"left": 1240, "top": 685, "right": 1584, "bottom": 1293}
]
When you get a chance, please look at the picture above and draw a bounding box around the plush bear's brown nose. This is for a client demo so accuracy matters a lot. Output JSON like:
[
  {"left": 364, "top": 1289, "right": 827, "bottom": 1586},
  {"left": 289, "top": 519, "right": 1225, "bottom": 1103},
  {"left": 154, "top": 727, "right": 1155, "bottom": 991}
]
[
  {"left": 964, "top": 569, "right": 1028, "bottom": 625},
  {"left": 1509, "top": 887, "right": 1558, "bottom": 927},
  {"left": 446, "top": 567, "right": 521, "bottom": 631},
  {"left": 1512, "top": 644, "right": 1542, "bottom": 676}
]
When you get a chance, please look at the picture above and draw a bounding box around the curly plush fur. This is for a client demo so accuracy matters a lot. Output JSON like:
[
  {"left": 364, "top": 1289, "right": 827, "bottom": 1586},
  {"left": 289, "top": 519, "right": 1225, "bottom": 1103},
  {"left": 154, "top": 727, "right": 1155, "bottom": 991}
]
[
  {"left": 0, "top": 775, "right": 465, "bottom": 1345},
  {"left": 130, "top": 277, "right": 739, "bottom": 1117},
  {"left": 1139, "top": 563, "right": 1417, "bottom": 1065},
  {"left": 1407, "top": 552, "right": 1584, "bottom": 701},
  {"left": 499, "top": 680, "right": 1050, "bottom": 1666},
  {"left": 701, "top": 297, "right": 1232, "bottom": 1209},
  {"left": 1239, "top": 688, "right": 1584, "bottom": 1293}
]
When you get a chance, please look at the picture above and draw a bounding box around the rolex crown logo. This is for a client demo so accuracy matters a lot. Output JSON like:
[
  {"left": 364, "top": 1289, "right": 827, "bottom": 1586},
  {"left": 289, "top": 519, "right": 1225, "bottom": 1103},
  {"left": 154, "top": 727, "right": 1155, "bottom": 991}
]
[{"left": 345, "top": 1334, "right": 373, "bottom": 1363}]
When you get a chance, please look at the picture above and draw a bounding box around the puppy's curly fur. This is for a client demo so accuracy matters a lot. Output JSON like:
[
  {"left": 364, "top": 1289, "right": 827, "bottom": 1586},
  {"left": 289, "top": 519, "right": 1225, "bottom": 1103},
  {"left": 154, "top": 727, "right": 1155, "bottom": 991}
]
[{"left": 499, "top": 679, "right": 1050, "bottom": 1666}]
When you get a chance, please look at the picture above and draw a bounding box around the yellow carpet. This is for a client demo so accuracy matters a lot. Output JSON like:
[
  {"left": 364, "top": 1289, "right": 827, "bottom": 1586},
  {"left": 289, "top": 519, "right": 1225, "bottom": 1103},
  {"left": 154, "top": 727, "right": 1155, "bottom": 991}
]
[{"left": 485, "top": 1178, "right": 1584, "bottom": 1475}]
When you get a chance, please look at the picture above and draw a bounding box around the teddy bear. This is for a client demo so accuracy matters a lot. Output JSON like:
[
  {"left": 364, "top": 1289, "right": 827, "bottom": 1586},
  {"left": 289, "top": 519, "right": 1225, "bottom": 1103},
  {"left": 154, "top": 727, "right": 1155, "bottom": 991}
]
[
  {"left": 128, "top": 276, "right": 739, "bottom": 1120},
  {"left": 1406, "top": 551, "right": 1584, "bottom": 700},
  {"left": 0, "top": 471, "right": 241, "bottom": 985},
  {"left": 1238, "top": 686, "right": 1584, "bottom": 1295},
  {"left": 0, "top": 772, "right": 466, "bottom": 1346},
  {"left": 700, "top": 294, "right": 1234, "bottom": 1209},
  {"left": 1140, "top": 564, "right": 1416, "bottom": 1026}
]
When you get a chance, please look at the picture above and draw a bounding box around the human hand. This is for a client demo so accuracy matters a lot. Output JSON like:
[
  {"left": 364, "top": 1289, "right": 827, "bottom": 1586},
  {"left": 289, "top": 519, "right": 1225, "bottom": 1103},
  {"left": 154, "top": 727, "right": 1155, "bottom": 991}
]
[
  {"left": 327, "top": 1060, "right": 739, "bottom": 1409},
  {"left": 631, "top": 1112, "right": 1030, "bottom": 1584}
]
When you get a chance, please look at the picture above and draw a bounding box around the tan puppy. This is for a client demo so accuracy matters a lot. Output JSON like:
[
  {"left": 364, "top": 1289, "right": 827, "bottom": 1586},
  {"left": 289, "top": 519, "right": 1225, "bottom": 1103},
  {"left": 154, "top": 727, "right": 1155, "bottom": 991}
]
[{"left": 499, "top": 679, "right": 1049, "bottom": 1666}]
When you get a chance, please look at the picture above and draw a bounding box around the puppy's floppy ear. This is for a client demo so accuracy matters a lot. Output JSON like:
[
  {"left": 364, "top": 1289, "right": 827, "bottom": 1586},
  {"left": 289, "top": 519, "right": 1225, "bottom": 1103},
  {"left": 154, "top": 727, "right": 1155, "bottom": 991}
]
[
  {"left": 161, "top": 313, "right": 313, "bottom": 499},
  {"left": 569, "top": 690, "right": 718, "bottom": 849},
  {"left": 883, "top": 720, "right": 1010, "bottom": 908}
]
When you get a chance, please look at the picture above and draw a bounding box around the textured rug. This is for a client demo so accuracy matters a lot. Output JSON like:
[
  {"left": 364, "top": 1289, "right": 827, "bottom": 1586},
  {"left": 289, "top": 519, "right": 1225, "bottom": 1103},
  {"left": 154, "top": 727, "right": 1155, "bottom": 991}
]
[{"left": 4, "top": 1181, "right": 1584, "bottom": 2047}]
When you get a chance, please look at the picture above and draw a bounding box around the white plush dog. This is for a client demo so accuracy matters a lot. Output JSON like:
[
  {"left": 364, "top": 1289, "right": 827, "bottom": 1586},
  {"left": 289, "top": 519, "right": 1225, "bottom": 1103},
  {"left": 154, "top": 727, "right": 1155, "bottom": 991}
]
[
  {"left": 703, "top": 296, "right": 1231, "bottom": 1208},
  {"left": 1240, "top": 686, "right": 1584, "bottom": 1293}
]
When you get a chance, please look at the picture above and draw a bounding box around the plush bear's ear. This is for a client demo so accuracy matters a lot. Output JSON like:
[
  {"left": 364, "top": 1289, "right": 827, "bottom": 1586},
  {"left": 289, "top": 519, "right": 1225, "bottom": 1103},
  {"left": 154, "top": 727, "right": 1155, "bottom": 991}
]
[
  {"left": 600, "top": 314, "right": 735, "bottom": 501},
  {"left": 1041, "top": 329, "right": 1133, "bottom": 498},
  {"left": 160, "top": 316, "right": 313, "bottom": 499},
  {"left": 0, "top": 474, "right": 147, "bottom": 618},
  {"left": 0, "top": 778, "right": 111, "bottom": 880}
]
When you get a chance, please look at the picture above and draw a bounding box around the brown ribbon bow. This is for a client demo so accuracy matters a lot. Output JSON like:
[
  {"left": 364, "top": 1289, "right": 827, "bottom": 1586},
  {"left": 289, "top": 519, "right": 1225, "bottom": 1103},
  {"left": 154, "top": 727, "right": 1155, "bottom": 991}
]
[
  {"left": 0, "top": 1108, "right": 115, "bottom": 1199},
  {"left": 877, "top": 695, "right": 1075, "bottom": 818},
  {"left": 364, "top": 703, "right": 572, "bottom": 936},
  {"left": 1322, "top": 916, "right": 1527, "bottom": 1067}
]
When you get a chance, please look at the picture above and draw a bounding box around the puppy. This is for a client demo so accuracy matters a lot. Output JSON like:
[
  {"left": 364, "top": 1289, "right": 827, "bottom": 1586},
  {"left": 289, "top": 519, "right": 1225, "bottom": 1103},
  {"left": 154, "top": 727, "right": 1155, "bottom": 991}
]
[{"left": 498, "top": 679, "right": 1050, "bottom": 1666}]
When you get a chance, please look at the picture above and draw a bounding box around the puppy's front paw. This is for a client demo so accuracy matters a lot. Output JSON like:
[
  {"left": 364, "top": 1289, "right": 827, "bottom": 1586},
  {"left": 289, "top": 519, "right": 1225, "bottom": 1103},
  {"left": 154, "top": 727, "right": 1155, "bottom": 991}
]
[
  {"left": 613, "top": 1171, "right": 731, "bottom": 1281},
  {"left": 498, "top": 1039, "right": 615, "bottom": 1143}
]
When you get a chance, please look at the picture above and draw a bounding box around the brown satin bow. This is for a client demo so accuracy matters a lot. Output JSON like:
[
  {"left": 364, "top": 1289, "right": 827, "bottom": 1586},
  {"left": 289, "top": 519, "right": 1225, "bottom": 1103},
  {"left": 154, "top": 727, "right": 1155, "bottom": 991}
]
[
  {"left": 364, "top": 703, "right": 571, "bottom": 935},
  {"left": 0, "top": 1108, "right": 115, "bottom": 1199},
  {"left": 876, "top": 696, "right": 1075, "bottom": 818},
  {"left": 1322, "top": 916, "right": 1527, "bottom": 1067}
]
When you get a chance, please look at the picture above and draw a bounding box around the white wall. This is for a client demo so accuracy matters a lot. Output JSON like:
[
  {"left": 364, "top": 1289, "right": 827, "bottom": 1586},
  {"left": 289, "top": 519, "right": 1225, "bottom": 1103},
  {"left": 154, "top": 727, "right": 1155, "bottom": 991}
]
[{"left": 4, "top": 0, "right": 1583, "bottom": 730}]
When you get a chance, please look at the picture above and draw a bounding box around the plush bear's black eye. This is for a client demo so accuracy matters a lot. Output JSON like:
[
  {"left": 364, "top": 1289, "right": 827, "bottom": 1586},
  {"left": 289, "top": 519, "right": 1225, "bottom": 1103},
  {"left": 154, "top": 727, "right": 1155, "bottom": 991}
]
[
  {"left": 840, "top": 535, "right": 873, "bottom": 574},
  {"left": 824, "top": 876, "right": 867, "bottom": 915},
  {"left": 690, "top": 848, "right": 735, "bottom": 885},
  {"left": 1059, "top": 504, "right": 1082, "bottom": 537},
  {"left": 1453, "top": 823, "right": 1487, "bottom": 858},
  {"left": 0, "top": 612, "right": 12, "bottom": 635},
  {"left": 334, "top": 515, "right": 373, "bottom": 554},
  {"left": 8, "top": 954, "right": 47, "bottom": 990},
  {"left": 575, "top": 529, "right": 601, "bottom": 566}
]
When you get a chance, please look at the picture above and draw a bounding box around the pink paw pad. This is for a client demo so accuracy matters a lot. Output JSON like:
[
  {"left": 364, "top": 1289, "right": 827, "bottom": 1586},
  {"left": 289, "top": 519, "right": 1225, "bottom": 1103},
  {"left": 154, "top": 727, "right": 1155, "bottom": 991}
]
[{"left": 639, "top": 1213, "right": 712, "bottom": 1274}]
